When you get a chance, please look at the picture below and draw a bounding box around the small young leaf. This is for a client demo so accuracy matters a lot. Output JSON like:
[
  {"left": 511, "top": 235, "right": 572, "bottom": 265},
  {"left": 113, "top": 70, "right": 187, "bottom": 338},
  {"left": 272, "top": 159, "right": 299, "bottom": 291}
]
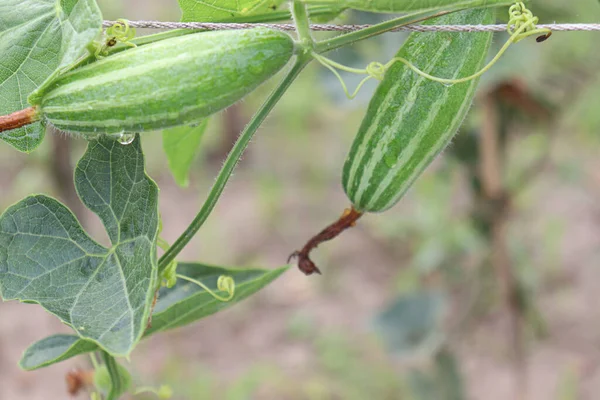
[
  {"left": 163, "top": 120, "right": 209, "bottom": 187},
  {"left": 19, "top": 334, "right": 98, "bottom": 371},
  {"left": 146, "top": 263, "right": 289, "bottom": 335},
  {"left": 0, "top": 0, "right": 102, "bottom": 152},
  {"left": 0, "top": 135, "right": 159, "bottom": 356}
]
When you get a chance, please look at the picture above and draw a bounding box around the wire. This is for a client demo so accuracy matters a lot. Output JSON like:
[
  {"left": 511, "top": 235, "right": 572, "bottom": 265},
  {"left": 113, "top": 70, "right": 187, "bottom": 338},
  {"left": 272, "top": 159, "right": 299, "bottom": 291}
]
[{"left": 102, "top": 20, "right": 600, "bottom": 32}]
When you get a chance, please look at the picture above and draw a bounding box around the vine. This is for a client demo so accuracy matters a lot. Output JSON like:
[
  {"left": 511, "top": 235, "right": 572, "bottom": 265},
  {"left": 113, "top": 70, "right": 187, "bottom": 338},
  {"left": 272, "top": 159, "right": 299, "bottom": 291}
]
[
  {"left": 0, "top": 1, "right": 565, "bottom": 398},
  {"left": 314, "top": 2, "right": 551, "bottom": 98}
]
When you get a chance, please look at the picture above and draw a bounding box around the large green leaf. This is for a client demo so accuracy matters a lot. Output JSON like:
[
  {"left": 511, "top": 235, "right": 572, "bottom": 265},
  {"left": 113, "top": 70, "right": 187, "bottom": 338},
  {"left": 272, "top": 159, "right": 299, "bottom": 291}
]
[
  {"left": 301, "top": 0, "right": 513, "bottom": 13},
  {"left": 178, "top": 0, "right": 344, "bottom": 23},
  {"left": 18, "top": 262, "right": 288, "bottom": 368},
  {"left": 179, "top": 0, "right": 286, "bottom": 22},
  {"left": 163, "top": 120, "right": 209, "bottom": 188},
  {"left": 0, "top": 135, "right": 159, "bottom": 356},
  {"left": 0, "top": 0, "right": 102, "bottom": 152},
  {"left": 19, "top": 334, "right": 97, "bottom": 371},
  {"left": 146, "top": 263, "right": 289, "bottom": 335}
]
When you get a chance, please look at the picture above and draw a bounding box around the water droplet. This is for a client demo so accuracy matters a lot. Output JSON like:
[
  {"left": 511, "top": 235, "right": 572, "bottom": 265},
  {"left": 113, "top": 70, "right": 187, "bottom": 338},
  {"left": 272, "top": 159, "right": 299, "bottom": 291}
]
[
  {"left": 442, "top": 82, "right": 454, "bottom": 88},
  {"left": 114, "top": 132, "right": 135, "bottom": 145}
]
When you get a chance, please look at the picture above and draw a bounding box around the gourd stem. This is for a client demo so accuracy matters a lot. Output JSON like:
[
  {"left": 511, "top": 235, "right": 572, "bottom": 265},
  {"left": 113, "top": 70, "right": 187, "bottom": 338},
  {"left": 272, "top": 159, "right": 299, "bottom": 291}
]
[
  {"left": 0, "top": 107, "right": 39, "bottom": 133},
  {"left": 101, "top": 351, "right": 122, "bottom": 400},
  {"left": 292, "top": 1, "right": 314, "bottom": 49},
  {"left": 288, "top": 207, "right": 363, "bottom": 275},
  {"left": 158, "top": 57, "right": 310, "bottom": 275}
]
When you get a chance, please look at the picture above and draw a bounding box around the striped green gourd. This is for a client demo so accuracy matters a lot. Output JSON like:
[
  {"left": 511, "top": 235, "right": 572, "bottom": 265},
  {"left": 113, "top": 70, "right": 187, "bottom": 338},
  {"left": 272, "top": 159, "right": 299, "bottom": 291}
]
[
  {"left": 342, "top": 9, "right": 494, "bottom": 213},
  {"left": 32, "top": 28, "right": 294, "bottom": 135}
]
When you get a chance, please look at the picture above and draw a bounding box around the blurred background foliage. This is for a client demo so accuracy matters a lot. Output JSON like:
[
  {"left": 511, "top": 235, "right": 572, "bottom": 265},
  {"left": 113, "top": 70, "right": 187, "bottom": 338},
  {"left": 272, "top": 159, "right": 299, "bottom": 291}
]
[{"left": 1, "top": 0, "right": 600, "bottom": 399}]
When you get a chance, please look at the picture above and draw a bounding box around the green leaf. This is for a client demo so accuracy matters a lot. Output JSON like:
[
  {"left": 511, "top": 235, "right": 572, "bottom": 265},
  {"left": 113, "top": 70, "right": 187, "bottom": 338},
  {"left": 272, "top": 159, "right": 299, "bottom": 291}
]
[
  {"left": 0, "top": 0, "right": 102, "bottom": 152},
  {"left": 19, "top": 334, "right": 98, "bottom": 371},
  {"left": 178, "top": 0, "right": 345, "bottom": 23},
  {"left": 373, "top": 291, "right": 445, "bottom": 356},
  {"left": 0, "top": 135, "right": 159, "bottom": 356},
  {"left": 16, "top": 262, "right": 289, "bottom": 366},
  {"left": 163, "top": 120, "right": 209, "bottom": 187},
  {"left": 146, "top": 263, "right": 289, "bottom": 335},
  {"left": 301, "top": 0, "right": 513, "bottom": 13},
  {"left": 178, "top": 0, "right": 286, "bottom": 22}
]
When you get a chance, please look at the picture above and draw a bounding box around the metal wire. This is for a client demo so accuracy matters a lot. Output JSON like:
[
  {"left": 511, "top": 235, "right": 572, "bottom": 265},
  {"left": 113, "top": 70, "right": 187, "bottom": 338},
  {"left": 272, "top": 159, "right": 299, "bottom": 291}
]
[{"left": 102, "top": 20, "right": 600, "bottom": 32}]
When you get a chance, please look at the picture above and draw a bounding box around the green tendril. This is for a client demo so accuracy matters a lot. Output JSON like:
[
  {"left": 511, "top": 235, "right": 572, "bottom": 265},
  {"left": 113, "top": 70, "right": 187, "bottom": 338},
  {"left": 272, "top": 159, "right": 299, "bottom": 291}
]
[
  {"left": 94, "top": 18, "right": 137, "bottom": 58},
  {"left": 314, "top": 1, "right": 551, "bottom": 97},
  {"left": 152, "top": 168, "right": 234, "bottom": 302},
  {"left": 106, "top": 18, "right": 137, "bottom": 45},
  {"left": 176, "top": 274, "right": 236, "bottom": 302},
  {"left": 312, "top": 53, "right": 380, "bottom": 99},
  {"left": 157, "top": 219, "right": 235, "bottom": 300}
]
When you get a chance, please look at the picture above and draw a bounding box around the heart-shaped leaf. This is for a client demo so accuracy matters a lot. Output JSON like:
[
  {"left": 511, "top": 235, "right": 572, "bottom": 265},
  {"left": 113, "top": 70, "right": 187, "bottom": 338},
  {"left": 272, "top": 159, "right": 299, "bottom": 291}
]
[
  {"left": 0, "top": 135, "right": 159, "bottom": 356},
  {"left": 19, "top": 262, "right": 288, "bottom": 367},
  {"left": 0, "top": 0, "right": 102, "bottom": 152},
  {"left": 20, "top": 334, "right": 98, "bottom": 371},
  {"left": 163, "top": 120, "right": 209, "bottom": 187}
]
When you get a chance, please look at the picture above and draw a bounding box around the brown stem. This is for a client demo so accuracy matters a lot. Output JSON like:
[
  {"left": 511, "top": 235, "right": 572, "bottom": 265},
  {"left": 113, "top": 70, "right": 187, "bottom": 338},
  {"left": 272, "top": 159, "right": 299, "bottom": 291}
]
[
  {"left": 146, "top": 288, "right": 160, "bottom": 330},
  {"left": 480, "top": 91, "right": 527, "bottom": 398},
  {"left": 289, "top": 207, "right": 363, "bottom": 275},
  {"left": 0, "top": 107, "right": 39, "bottom": 132},
  {"left": 65, "top": 368, "right": 95, "bottom": 396}
]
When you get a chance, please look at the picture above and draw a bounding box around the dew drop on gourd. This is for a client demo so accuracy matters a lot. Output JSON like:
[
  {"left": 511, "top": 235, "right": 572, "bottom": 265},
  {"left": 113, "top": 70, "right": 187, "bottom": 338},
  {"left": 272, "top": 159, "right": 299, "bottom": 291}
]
[{"left": 116, "top": 132, "right": 135, "bottom": 145}]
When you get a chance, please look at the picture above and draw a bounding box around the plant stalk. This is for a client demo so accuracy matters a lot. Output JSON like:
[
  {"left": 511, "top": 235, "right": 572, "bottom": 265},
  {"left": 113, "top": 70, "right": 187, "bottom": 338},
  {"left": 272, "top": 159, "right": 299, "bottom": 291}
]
[
  {"left": 292, "top": 1, "right": 314, "bottom": 48},
  {"left": 316, "top": 9, "right": 450, "bottom": 53},
  {"left": 158, "top": 57, "right": 310, "bottom": 275},
  {"left": 101, "top": 351, "right": 123, "bottom": 400},
  {"left": 0, "top": 107, "right": 39, "bottom": 133},
  {"left": 314, "top": 1, "right": 514, "bottom": 54}
]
